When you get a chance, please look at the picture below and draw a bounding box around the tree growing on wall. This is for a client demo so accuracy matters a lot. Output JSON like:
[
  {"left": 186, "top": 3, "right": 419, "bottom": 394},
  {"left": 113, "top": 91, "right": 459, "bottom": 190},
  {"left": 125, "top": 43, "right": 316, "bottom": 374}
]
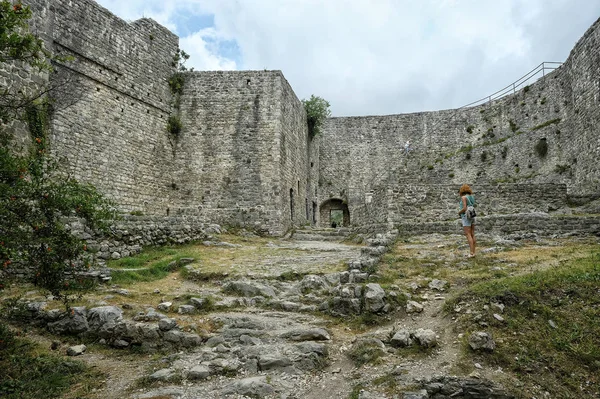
[
  {"left": 302, "top": 95, "right": 331, "bottom": 138},
  {"left": 0, "top": 1, "right": 114, "bottom": 307}
]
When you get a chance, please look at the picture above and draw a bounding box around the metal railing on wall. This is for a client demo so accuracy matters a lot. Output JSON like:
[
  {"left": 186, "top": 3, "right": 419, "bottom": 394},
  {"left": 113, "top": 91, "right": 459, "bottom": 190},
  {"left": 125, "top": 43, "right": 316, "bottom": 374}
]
[{"left": 457, "top": 61, "right": 563, "bottom": 109}]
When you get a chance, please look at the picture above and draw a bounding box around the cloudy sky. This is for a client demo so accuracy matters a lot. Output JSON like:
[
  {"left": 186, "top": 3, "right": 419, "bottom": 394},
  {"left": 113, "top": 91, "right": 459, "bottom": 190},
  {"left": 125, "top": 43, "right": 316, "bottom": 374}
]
[{"left": 95, "top": 0, "right": 600, "bottom": 117}]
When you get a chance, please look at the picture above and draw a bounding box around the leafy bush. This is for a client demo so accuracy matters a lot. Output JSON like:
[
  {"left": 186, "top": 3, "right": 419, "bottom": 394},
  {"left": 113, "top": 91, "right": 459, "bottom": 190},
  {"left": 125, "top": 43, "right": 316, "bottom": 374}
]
[
  {"left": 167, "top": 115, "right": 182, "bottom": 135},
  {"left": 535, "top": 138, "right": 548, "bottom": 158},
  {"left": 0, "top": 1, "right": 114, "bottom": 307},
  {"left": 302, "top": 95, "right": 331, "bottom": 138}
]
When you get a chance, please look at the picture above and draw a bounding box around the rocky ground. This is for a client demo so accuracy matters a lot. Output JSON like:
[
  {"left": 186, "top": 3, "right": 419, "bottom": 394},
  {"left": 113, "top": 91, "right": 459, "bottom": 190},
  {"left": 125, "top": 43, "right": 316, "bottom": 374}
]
[{"left": 5, "top": 229, "right": 599, "bottom": 399}]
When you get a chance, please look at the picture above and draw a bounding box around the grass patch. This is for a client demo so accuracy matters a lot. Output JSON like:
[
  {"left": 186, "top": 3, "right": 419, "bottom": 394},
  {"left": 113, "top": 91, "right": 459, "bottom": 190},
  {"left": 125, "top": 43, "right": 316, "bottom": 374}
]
[
  {"left": 447, "top": 251, "right": 600, "bottom": 398},
  {"left": 0, "top": 323, "right": 104, "bottom": 398},
  {"left": 347, "top": 339, "right": 386, "bottom": 367},
  {"left": 108, "top": 246, "right": 193, "bottom": 284}
]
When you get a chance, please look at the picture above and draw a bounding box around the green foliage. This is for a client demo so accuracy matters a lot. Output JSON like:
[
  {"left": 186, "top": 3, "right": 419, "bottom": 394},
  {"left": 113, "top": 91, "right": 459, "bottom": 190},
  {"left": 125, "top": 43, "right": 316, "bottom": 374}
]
[
  {"left": 0, "top": 103, "right": 115, "bottom": 305},
  {"left": 480, "top": 151, "right": 488, "bottom": 162},
  {"left": 532, "top": 118, "right": 561, "bottom": 131},
  {"left": 509, "top": 119, "right": 518, "bottom": 133},
  {"left": 0, "top": 4, "right": 115, "bottom": 307},
  {"left": 523, "top": 85, "right": 531, "bottom": 93},
  {"left": 302, "top": 95, "right": 331, "bottom": 138},
  {"left": 167, "top": 115, "right": 182, "bottom": 135},
  {"left": 501, "top": 146, "right": 508, "bottom": 159},
  {"left": 0, "top": 323, "right": 103, "bottom": 398},
  {"left": 534, "top": 138, "right": 548, "bottom": 158},
  {"left": 466, "top": 125, "right": 474, "bottom": 134},
  {"left": 0, "top": 2, "right": 49, "bottom": 70},
  {"left": 554, "top": 164, "right": 571, "bottom": 174},
  {"left": 168, "top": 48, "right": 191, "bottom": 96}
]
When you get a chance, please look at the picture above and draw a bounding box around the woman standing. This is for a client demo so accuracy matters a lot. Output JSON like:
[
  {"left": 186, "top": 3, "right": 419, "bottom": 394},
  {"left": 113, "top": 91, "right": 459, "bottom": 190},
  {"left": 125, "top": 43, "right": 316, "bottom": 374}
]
[{"left": 458, "top": 184, "right": 476, "bottom": 257}]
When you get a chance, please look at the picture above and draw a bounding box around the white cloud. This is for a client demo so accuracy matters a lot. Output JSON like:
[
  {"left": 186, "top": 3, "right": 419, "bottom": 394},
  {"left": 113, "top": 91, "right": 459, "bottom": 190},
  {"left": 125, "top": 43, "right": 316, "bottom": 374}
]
[
  {"left": 179, "top": 29, "right": 237, "bottom": 71},
  {"left": 95, "top": 0, "right": 600, "bottom": 116}
]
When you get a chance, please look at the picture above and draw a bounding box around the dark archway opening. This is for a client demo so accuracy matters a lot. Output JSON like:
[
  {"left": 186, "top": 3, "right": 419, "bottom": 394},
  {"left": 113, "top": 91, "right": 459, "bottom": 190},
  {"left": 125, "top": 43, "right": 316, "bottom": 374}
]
[{"left": 319, "top": 199, "right": 350, "bottom": 227}]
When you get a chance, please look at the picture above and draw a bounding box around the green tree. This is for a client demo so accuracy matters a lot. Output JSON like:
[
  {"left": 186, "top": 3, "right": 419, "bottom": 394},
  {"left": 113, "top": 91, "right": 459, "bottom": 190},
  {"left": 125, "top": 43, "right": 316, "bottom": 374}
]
[
  {"left": 302, "top": 95, "right": 331, "bottom": 138},
  {"left": 0, "top": 1, "right": 114, "bottom": 307}
]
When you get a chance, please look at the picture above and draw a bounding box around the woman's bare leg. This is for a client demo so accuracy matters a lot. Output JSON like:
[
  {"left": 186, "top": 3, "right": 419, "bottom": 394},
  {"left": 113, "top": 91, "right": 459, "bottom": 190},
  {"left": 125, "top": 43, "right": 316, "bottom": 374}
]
[
  {"left": 470, "top": 225, "right": 476, "bottom": 256},
  {"left": 463, "top": 226, "right": 474, "bottom": 256}
]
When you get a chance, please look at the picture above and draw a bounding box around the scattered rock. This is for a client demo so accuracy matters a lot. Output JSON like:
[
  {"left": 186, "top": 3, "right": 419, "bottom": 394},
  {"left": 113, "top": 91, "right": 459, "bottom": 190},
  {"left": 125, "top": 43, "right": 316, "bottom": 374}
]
[
  {"left": 222, "top": 376, "right": 275, "bottom": 397},
  {"left": 178, "top": 305, "right": 196, "bottom": 314},
  {"left": 390, "top": 329, "right": 412, "bottom": 347},
  {"left": 412, "top": 328, "right": 437, "bottom": 348},
  {"left": 158, "top": 318, "right": 178, "bottom": 331},
  {"left": 428, "top": 279, "right": 448, "bottom": 291},
  {"left": 149, "top": 368, "right": 175, "bottom": 382},
  {"left": 67, "top": 344, "right": 86, "bottom": 356},
  {"left": 281, "top": 328, "right": 330, "bottom": 341},
  {"left": 187, "top": 365, "right": 210, "bottom": 380},
  {"left": 364, "top": 283, "right": 386, "bottom": 313},
  {"left": 468, "top": 331, "right": 496, "bottom": 352},
  {"left": 406, "top": 300, "right": 424, "bottom": 313}
]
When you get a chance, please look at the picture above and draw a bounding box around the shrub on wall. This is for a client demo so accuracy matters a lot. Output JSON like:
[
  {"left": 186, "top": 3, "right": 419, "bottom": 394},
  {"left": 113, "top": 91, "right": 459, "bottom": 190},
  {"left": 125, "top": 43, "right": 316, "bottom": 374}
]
[
  {"left": 535, "top": 138, "right": 548, "bottom": 158},
  {"left": 167, "top": 115, "right": 182, "bottom": 135},
  {"left": 302, "top": 95, "right": 331, "bottom": 138}
]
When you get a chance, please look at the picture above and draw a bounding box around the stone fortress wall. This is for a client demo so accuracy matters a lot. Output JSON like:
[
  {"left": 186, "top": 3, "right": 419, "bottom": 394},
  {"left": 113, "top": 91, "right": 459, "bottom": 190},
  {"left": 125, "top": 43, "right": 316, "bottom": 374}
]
[
  {"left": 318, "top": 17, "right": 600, "bottom": 233},
  {"left": 9, "top": 1, "right": 600, "bottom": 240},
  {"left": 13, "top": 0, "right": 310, "bottom": 236}
]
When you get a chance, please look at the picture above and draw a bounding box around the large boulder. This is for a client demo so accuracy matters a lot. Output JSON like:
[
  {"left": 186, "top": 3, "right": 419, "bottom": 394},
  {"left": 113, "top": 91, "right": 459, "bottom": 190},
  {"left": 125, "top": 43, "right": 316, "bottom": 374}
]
[
  {"left": 47, "top": 307, "right": 89, "bottom": 335},
  {"left": 390, "top": 329, "right": 412, "bottom": 347},
  {"left": 413, "top": 328, "right": 437, "bottom": 348},
  {"left": 364, "top": 283, "right": 386, "bottom": 313},
  {"left": 223, "top": 280, "right": 277, "bottom": 298},
  {"left": 87, "top": 306, "right": 123, "bottom": 338},
  {"left": 222, "top": 376, "right": 275, "bottom": 398},
  {"left": 299, "top": 275, "right": 330, "bottom": 293}
]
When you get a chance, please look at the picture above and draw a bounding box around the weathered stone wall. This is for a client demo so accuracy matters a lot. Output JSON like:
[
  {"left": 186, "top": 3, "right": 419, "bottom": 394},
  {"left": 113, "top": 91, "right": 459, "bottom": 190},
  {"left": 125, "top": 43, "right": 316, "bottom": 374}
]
[
  {"left": 388, "top": 183, "right": 568, "bottom": 224},
  {"left": 319, "top": 18, "right": 600, "bottom": 228},
  {"left": 7, "top": 2, "right": 600, "bottom": 238},
  {"left": 397, "top": 214, "right": 600, "bottom": 237},
  {"left": 278, "top": 74, "right": 311, "bottom": 230},
  {"left": 172, "top": 71, "right": 308, "bottom": 235},
  {"left": 38, "top": 0, "right": 179, "bottom": 214}
]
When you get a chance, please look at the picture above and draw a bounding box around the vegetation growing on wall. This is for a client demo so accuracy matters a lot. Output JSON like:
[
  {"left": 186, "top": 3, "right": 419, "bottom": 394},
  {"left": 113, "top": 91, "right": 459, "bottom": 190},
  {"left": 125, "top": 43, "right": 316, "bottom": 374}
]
[
  {"left": 167, "top": 48, "right": 190, "bottom": 139},
  {"left": 535, "top": 138, "right": 548, "bottom": 158},
  {"left": 168, "top": 48, "right": 190, "bottom": 95},
  {"left": 302, "top": 95, "right": 331, "bottom": 138},
  {"left": 0, "top": 1, "right": 114, "bottom": 307},
  {"left": 532, "top": 118, "right": 561, "bottom": 131}
]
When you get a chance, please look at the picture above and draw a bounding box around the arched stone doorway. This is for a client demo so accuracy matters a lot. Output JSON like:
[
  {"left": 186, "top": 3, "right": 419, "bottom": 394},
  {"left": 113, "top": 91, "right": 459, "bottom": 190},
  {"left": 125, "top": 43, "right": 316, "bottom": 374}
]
[{"left": 319, "top": 199, "right": 350, "bottom": 227}]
